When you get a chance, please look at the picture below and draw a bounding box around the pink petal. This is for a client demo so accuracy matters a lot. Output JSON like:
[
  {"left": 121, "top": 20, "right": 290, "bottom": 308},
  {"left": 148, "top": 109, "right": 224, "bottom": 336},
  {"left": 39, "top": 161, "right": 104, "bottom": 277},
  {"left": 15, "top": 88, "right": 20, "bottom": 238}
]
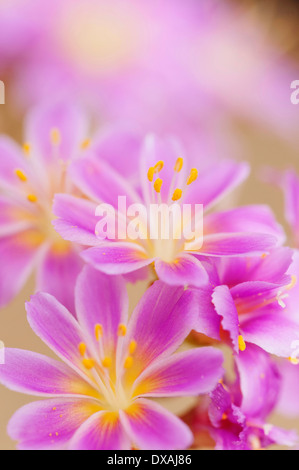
[
  {"left": 0, "top": 136, "right": 31, "bottom": 188},
  {"left": 0, "top": 349, "right": 97, "bottom": 398},
  {"left": 191, "top": 286, "right": 221, "bottom": 340},
  {"left": 133, "top": 347, "right": 223, "bottom": 397},
  {"left": 212, "top": 285, "right": 239, "bottom": 353},
  {"left": 68, "top": 411, "right": 129, "bottom": 450},
  {"left": 121, "top": 399, "right": 193, "bottom": 450},
  {"left": 199, "top": 232, "right": 278, "bottom": 256},
  {"left": 36, "top": 244, "right": 84, "bottom": 315},
  {"left": 53, "top": 194, "right": 99, "bottom": 246},
  {"left": 8, "top": 398, "right": 100, "bottom": 450},
  {"left": 75, "top": 266, "right": 128, "bottom": 359},
  {"left": 25, "top": 101, "right": 88, "bottom": 162},
  {"left": 277, "top": 361, "right": 299, "bottom": 417},
  {"left": 81, "top": 242, "right": 153, "bottom": 274},
  {"left": 154, "top": 253, "right": 208, "bottom": 287}
]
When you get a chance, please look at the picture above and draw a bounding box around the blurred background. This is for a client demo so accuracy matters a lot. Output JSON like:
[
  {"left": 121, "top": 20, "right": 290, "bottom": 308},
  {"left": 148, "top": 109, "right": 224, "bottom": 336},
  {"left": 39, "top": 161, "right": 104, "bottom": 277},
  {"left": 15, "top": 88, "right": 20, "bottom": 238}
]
[{"left": 0, "top": 0, "right": 299, "bottom": 449}]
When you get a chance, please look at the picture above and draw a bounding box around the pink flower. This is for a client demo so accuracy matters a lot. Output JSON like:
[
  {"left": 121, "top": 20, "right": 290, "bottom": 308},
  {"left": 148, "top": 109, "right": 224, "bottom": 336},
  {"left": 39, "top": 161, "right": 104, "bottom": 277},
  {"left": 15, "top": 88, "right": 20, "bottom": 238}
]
[
  {"left": 0, "top": 101, "right": 90, "bottom": 310},
  {"left": 53, "top": 133, "right": 283, "bottom": 287},
  {"left": 0, "top": 267, "right": 224, "bottom": 450}
]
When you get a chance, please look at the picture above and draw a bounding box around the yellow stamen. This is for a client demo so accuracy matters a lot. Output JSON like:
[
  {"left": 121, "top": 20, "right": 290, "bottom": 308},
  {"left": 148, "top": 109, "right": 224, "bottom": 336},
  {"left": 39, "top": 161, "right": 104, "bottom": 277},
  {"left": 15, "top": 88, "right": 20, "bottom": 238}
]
[
  {"left": 118, "top": 323, "right": 127, "bottom": 336},
  {"left": 261, "top": 253, "right": 267, "bottom": 259},
  {"left": 81, "top": 139, "right": 90, "bottom": 150},
  {"left": 102, "top": 357, "right": 112, "bottom": 368},
  {"left": 94, "top": 324, "right": 103, "bottom": 341},
  {"left": 238, "top": 335, "right": 246, "bottom": 352},
  {"left": 153, "top": 178, "right": 163, "bottom": 193},
  {"left": 174, "top": 157, "right": 183, "bottom": 172},
  {"left": 288, "top": 356, "right": 299, "bottom": 365},
  {"left": 15, "top": 168, "right": 27, "bottom": 182},
  {"left": 23, "top": 143, "right": 31, "bottom": 156},
  {"left": 27, "top": 194, "right": 37, "bottom": 203},
  {"left": 154, "top": 160, "right": 164, "bottom": 173},
  {"left": 129, "top": 340, "right": 137, "bottom": 355},
  {"left": 82, "top": 358, "right": 95, "bottom": 370},
  {"left": 50, "top": 128, "right": 61, "bottom": 146},
  {"left": 187, "top": 168, "right": 198, "bottom": 185},
  {"left": 147, "top": 167, "right": 155, "bottom": 182},
  {"left": 124, "top": 356, "right": 133, "bottom": 369},
  {"left": 172, "top": 188, "right": 182, "bottom": 201},
  {"left": 287, "top": 275, "right": 297, "bottom": 290},
  {"left": 78, "top": 342, "right": 86, "bottom": 357}
]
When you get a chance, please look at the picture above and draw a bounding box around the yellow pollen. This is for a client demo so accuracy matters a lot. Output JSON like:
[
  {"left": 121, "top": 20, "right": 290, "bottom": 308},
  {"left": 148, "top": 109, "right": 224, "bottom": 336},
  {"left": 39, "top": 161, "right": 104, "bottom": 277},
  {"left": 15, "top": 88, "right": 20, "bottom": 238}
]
[
  {"left": 147, "top": 167, "right": 155, "bottom": 182},
  {"left": 81, "top": 139, "right": 90, "bottom": 150},
  {"left": 82, "top": 358, "right": 95, "bottom": 370},
  {"left": 94, "top": 324, "right": 103, "bottom": 341},
  {"left": 287, "top": 275, "right": 297, "bottom": 290},
  {"left": 174, "top": 157, "right": 183, "bottom": 172},
  {"left": 129, "top": 340, "right": 137, "bottom": 355},
  {"left": 23, "top": 143, "right": 31, "bottom": 155},
  {"left": 49, "top": 433, "right": 52, "bottom": 437},
  {"left": 238, "top": 335, "right": 246, "bottom": 352},
  {"left": 124, "top": 356, "right": 133, "bottom": 369},
  {"left": 102, "top": 356, "right": 112, "bottom": 368},
  {"left": 288, "top": 356, "right": 299, "bottom": 365},
  {"left": 52, "top": 408, "right": 56, "bottom": 411},
  {"left": 15, "top": 168, "right": 27, "bottom": 182},
  {"left": 172, "top": 188, "right": 182, "bottom": 201},
  {"left": 187, "top": 168, "right": 198, "bottom": 185},
  {"left": 55, "top": 433, "right": 59, "bottom": 437},
  {"left": 50, "top": 128, "right": 61, "bottom": 146},
  {"left": 78, "top": 342, "right": 86, "bottom": 357},
  {"left": 154, "top": 160, "right": 164, "bottom": 173},
  {"left": 222, "top": 413, "right": 228, "bottom": 420},
  {"left": 154, "top": 178, "right": 163, "bottom": 193},
  {"left": 118, "top": 323, "right": 127, "bottom": 336},
  {"left": 261, "top": 253, "right": 267, "bottom": 259},
  {"left": 27, "top": 194, "right": 37, "bottom": 203}
]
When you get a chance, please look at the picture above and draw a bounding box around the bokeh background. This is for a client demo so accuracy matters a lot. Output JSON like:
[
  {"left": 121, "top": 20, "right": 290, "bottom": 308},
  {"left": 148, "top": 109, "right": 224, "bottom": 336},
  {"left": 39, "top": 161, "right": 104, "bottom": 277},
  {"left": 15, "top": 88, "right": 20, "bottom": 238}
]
[{"left": 1, "top": 0, "right": 299, "bottom": 449}]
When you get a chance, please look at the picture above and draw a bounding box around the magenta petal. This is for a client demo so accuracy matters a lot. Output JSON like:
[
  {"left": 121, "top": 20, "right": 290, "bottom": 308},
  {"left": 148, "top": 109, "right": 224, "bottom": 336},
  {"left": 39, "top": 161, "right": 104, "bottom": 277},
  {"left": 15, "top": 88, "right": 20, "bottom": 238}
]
[
  {"left": 0, "top": 136, "right": 31, "bottom": 188},
  {"left": 191, "top": 286, "right": 221, "bottom": 340},
  {"left": 36, "top": 244, "right": 84, "bottom": 315},
  {"left": 242, "top": 312, "right": 299, "bottom": 357},
  {"left": 125, "top": 281, "right": 197, "bottom": 377},
  {"left": 277, "top": 361, "right": 299, "bottom": 417},
  {"left": 154, "top": 253, "right": 208, "bottom": 287},
  {"left": 25, "top": 292, "right": 87, "bottom": 374},
  {"left": 81, "top": 243, "right": 153, "bottom": 274},
  {"left": 121, "top": 399, "right": 193, "bottom": 450},
  {"left": 200, "top": 232, "right": 278, "bottom": 256},
  {"left": 75, "top": 266, "right": 128, "bottom": 358},
  {"left": 8, "top": 398, "right": 99, "bottom": 450},
  {"left": 235, "top": 344, "right": 280, "bottom": 419},
  {"left": 133, "top": 347, "right": 223, "bottom": 397},
  {"left": 53, "top": 194, "right": 99, "bottom": 246},
  {"left": 0, "top": 349, "right": 96, "bottom": 397},
  {"left": 68, "top": 411, "right": 129, "bottom": 450},
  {"left": 212, "top": 285, "right": 239, "bottom": 353}
]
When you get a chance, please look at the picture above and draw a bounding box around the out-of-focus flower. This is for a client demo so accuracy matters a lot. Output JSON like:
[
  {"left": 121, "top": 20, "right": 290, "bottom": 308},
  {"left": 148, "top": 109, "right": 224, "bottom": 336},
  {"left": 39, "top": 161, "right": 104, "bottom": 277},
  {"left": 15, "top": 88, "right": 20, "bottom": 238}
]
[
  {"left": 183, "top": 346, "right": 297, "bottom": 450},
  {"left": 192, "top": 247, "right": 299, "bottom": 358},
  {"left": 53, "top": 133, "right": 283, "bottom": 287},
  {"left": 0, "top": 101, "right": 91, "bottom": 311},
  {"left": 0, "top": 268, "right": 224, "bottom": 450}
]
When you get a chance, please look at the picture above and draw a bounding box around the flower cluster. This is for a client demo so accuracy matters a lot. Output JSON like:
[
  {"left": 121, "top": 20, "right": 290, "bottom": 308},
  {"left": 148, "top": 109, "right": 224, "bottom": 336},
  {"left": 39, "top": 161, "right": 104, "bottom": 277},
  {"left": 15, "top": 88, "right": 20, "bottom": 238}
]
[{"left": 1, "top": 0, "right": 299, "bottom": 452}]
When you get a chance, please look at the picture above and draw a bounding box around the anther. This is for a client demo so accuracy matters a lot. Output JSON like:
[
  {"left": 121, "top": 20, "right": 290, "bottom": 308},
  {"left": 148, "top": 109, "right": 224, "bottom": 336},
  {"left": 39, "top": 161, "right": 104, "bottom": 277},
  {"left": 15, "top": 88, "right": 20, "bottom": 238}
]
[
  {"left": 118, "top": 324, "right": 127, "bottom": 336},
  {"left": 124, "top": 356, "right": 133, "bottom": 369},
  {"left": 129, "top": 340, "right": 137, "bottom": 355},
  {"left": 238, "top": 335, "right": 246, "bottom": 352},
  {"left": 154, "top": 178, "right": 163, "bottom": 193},
  {"left": 81, "top": 139, "right": 90, "bottom": 150},
  {"left": 187, "top": 168, "right": 198, "bottom": 185},
  {"left": 174, "top": 157, "right": 183, "bottom": 172},
  {"left": 102, "top": 357, "right": 112, "bottom": 368},
  {"left": 50, "top": 128, "right": 61, "bottom": 146},
  {"left": 288, "top": 356, "right": 299, "bottom": 365},
  {"left": 172, "top": 188, "right": 182, "bottom": 201},
  {"left": 15, "top": 169, "right": 27, "bottom": 182},
  {"left": 78, "top": 342, "right": 86, "bottom": 357},
  {"left": 94, "top": 324, "right": 103, "bottom": 341},
  {"left": 27, "top": 194, "right": 37, "bottom": 203},
  {"left": 23, "top": 143, "right": 31, "bottom": 155},
  {"left": 154, "top": 160, "right": 164, "bottom": 173},
  {"left": 82, "top": 358, "right": 95, "bottom": 370},
  {"left": 147, "top": 167, "right": 155, "bottom": 182}
]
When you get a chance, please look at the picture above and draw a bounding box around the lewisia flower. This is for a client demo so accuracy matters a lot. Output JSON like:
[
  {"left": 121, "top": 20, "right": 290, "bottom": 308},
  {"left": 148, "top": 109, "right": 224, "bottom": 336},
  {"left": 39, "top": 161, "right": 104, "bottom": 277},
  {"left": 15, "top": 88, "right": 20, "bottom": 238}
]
[
  {"left": 192, "top": 247, "right": 299, "bottom": 358},
  {"left": 183, "top": 347, "right": 297, "bottom": 450},
  {"left": 0, "top": 267, "right": 224, "bottom": 450},
  {"left": 53, "top": 133, "right": 283, "bottom": 287},
  {"left": 0, "top": 101, "right": 89, "bottom": 310}
]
